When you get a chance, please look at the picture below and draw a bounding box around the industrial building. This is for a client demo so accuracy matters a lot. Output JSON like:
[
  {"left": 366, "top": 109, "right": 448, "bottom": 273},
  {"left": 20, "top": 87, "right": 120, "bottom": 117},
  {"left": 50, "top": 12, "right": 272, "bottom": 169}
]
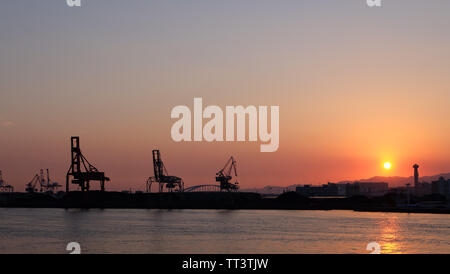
[
  {"left": 346, "top": 182, "right": 389, "bottom": 197},
  {"left": 296, "top": 182, "right": 388, "bottom": 197},
  {"left": 432, "top": 177, "right": 450, "bottom": 199},
  {"left": 295, "top": 183, "right": 340, "bottom": 197}
]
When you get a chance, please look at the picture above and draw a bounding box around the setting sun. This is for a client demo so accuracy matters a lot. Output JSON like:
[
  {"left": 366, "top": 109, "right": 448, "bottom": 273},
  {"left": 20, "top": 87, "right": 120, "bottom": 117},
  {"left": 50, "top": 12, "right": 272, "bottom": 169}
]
[{"left": 384, "top": 162, "right": 392, "bottom": 169}]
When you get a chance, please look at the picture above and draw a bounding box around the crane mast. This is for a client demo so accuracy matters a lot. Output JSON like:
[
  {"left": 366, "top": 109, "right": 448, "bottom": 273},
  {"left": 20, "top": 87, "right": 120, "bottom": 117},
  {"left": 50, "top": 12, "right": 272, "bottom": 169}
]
[{"left": 43, "top": 169, "right": 61, "bottom": 193}]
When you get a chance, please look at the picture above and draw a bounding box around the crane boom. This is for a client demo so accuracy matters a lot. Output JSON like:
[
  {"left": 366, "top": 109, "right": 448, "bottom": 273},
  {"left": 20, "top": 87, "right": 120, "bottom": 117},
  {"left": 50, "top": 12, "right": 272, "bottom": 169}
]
[
  {"left": 215, "top": 156, "right": 239, "bottom": 192},
  {"left": 25, "top": 174, "right": 41, "bottom": 193}
]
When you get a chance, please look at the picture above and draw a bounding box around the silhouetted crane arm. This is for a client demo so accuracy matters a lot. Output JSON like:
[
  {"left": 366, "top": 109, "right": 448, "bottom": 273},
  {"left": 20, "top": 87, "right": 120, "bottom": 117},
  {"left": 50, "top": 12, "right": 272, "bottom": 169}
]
[{"left": 217, "top": 156, "right": 237, "bottom": 177}]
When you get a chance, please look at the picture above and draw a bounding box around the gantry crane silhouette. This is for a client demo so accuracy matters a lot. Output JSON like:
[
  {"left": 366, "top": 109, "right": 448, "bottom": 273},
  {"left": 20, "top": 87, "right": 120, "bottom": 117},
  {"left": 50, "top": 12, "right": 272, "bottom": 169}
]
[
  {"left": 66, "top": 137, "right": 110, "bottom": 192},
  {"left": 146, "top": 150, "right": 184, "bottom": 192},
  {"left": 216, "top": 156, "right": 239, "bottom": 192}
]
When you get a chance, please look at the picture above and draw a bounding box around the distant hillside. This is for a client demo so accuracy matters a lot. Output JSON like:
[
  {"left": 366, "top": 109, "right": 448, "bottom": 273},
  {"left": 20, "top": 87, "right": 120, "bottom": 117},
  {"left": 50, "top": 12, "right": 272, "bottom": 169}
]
[
  {"left": 358, "top": 173, "right": 450, "bottom": 187},
  {"left": 242, "top": 173, "right": 450, "bottom": 194},
  {"left": 242, "top": 185, "right": 300, "bottom": 195}
]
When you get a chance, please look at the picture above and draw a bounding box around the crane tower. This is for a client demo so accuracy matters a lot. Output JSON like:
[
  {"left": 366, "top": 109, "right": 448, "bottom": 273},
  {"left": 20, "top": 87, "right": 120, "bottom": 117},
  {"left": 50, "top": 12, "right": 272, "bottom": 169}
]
[{"left": 66, "top": 137, "right": 110, "bottom": 192}]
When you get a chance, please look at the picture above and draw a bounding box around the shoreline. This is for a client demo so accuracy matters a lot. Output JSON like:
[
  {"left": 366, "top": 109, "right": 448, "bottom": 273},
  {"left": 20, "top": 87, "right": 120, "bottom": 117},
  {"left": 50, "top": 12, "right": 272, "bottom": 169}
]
[
  {"left": 1, "top": 206, "right": 449, "bottom": 215},
  {"left": 1, "top": 191, "right": 449, "bottom": 214}
]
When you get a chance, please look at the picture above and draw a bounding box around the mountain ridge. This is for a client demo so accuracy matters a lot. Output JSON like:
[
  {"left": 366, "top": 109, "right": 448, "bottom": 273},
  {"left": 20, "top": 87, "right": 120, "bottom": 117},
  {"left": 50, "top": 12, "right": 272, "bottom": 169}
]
[{"left": 242, "top": 172, "right": 450, "bottom": 194}]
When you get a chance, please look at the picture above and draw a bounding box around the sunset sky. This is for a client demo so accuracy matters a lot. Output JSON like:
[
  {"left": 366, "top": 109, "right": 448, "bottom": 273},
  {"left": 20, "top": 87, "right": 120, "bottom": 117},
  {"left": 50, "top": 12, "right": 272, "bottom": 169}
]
[{"left": 1, "top": 0, "right": 450, "bottom": 191}]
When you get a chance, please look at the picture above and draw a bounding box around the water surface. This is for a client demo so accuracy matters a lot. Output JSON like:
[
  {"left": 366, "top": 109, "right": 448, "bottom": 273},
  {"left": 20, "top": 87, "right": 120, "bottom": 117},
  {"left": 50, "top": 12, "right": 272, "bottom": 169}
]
[{"left": 0, "top": 208, "right": 448, "bottom": 254}]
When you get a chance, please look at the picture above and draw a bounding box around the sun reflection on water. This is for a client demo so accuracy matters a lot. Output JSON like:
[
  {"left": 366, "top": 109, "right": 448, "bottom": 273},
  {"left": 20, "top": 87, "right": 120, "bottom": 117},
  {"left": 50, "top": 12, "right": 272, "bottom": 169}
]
[{"left": 378, "top": 216, "right": 404, "bottom": 254}]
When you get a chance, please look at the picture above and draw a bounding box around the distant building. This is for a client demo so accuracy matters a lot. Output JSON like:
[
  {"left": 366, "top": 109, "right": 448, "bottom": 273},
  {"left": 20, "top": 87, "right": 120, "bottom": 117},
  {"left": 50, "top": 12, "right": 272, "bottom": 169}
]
[
  {"left": 337, "top": 183, "right": 347, "bottom": 196},
  {"left": 347, "top": 182, "right": 389, "bottom": 197},
  {"left": 296, "top": 182, "right": 388, "bottom": 197},
  {"left": 296, "top": 183, "right": 339, "bottom": 197},
  {"left": 432, "top": 177, "right": 450, "bottom": 199},
  {"left": 415, "top": 182, "right": 432, "bottom": 196}
]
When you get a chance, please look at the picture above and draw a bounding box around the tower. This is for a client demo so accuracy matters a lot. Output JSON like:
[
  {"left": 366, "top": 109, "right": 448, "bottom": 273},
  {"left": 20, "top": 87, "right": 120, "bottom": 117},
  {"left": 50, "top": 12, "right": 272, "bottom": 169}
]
[{"left": 413, "top": 164, "right": 419, "bottom": 195}]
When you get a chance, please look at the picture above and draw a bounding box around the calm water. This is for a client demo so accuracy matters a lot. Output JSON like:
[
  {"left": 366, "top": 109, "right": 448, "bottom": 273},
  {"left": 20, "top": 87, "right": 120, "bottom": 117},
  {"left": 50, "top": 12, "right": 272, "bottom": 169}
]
[{"left": 0, "top": 208, "right": 449, "bottom": 254}]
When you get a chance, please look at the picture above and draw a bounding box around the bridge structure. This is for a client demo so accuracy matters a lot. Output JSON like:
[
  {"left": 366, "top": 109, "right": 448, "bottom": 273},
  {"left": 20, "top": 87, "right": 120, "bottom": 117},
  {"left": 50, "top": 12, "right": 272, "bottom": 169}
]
[
  {"left": 183, "top": 184, "right": 222, "bottom": 192},
  {"left": 172, "top": 156, "right": 240, "bottom": 193},
  {"left": 145, "top": 154, "right": 240, "bottom": 193}
]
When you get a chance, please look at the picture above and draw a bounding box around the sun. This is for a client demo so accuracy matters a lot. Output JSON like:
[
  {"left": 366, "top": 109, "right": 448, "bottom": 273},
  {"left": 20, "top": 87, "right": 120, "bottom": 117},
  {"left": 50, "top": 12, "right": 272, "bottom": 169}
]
[{"left": 384, "top": 162, "right": 391, "bottom": 169}]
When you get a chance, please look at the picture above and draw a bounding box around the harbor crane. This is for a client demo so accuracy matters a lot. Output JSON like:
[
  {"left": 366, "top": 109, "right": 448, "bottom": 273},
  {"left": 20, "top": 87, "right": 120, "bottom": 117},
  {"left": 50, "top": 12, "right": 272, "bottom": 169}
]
[
  {"left": 146, "top": 150, "right": 184, "bottom": 192},
  {"left": 216, "top": 156, "right": 239, "bottom": 192},
  {"left": 25, "top": 173, "right": 42, "bottom": 193},
  {"left": 25, "top": 169, "right": 61, "bottom": 193},
  {"left": 0, "top": 170, "right": 14, "bottom": 192},
  {"left": 43, "top": 169, "right": 61, "bottom": 193},
  {"left": 66, "top": 136, "right": 110, "bottom": 192}
]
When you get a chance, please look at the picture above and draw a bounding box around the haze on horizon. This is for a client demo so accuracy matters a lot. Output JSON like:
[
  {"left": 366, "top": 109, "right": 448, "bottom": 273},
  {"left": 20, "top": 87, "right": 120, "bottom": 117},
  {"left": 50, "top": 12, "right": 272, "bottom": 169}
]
[{"left": 1, "top": 0, "right": 450, "bottom": 191}]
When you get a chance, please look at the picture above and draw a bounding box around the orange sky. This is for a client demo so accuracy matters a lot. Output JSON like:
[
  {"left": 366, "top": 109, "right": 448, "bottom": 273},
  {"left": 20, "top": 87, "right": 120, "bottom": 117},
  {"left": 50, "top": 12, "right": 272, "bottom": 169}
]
[{"left": 1, "top": 1, "right": 449, "bottom": 191}]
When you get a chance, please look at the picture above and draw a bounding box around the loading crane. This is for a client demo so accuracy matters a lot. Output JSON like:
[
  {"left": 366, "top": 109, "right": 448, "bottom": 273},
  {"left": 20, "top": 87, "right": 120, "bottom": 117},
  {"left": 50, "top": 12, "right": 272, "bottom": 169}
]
[
  {"left": 0, "top": 170, "right": 14, "bottom": 192},
  {"left": 25, "top": 169, "right": 62, "bottom": 193},
  {"left": 66, "top": 136, "right": 110, "bottom": 192},
  {"left": 146, "top": 150, "right": 184, "bottom": 192},
  {"left": 25, "top": 173, "right": 42, "bottom": 193},
  {"left": 43, "top": 169, "right": 61, "bottom": 193},
  {"left": 216, "top": 156, "right": 239, "bottom": 192}
]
